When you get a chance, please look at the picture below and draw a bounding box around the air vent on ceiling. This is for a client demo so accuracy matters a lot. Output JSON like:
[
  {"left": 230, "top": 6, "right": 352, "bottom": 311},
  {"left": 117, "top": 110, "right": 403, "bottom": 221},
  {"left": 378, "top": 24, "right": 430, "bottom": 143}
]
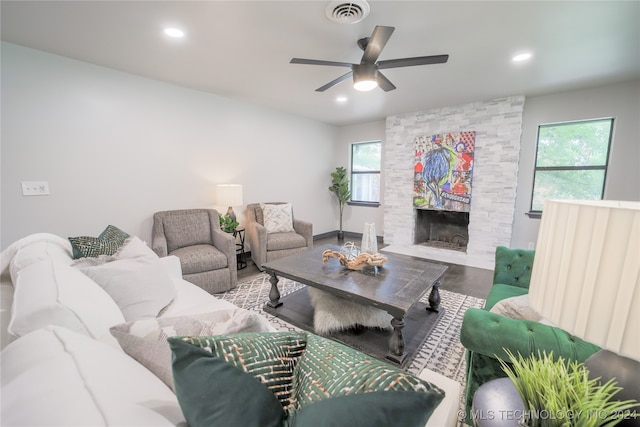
[{"left": 325, "top": 1, "right": 370, "bottom": 24}]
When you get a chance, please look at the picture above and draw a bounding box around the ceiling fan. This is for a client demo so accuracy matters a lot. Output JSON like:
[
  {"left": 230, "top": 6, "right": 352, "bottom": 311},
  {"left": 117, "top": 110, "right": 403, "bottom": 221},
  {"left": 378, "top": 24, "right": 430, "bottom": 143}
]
[{"left": 290, "top": 25, "right": 449, "bottom": 92}]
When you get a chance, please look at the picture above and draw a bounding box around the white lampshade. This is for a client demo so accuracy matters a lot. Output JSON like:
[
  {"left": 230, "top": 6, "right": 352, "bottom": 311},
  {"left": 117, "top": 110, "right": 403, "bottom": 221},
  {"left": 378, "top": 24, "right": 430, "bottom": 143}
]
[
  {"left": 216, "top": 184, "right": 243, "bottom": 207},
  {"left": 528, "top": 199, "right": 640, "bottom": 361}
]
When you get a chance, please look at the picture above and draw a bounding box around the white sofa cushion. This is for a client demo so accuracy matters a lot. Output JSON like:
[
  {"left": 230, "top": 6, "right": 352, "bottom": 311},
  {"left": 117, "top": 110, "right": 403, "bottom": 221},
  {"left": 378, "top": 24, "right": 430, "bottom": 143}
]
[
  {"left": 7, "top": 259, "right": 125, "bottom": 347},
  {"left": 75, "top": 237, "right": 177, "bottom": 321},
  {"left": 160, "top": 275, "right": 240, "bottom": 317},
  {"left": 0, "top": 233, "right": 74, "bottom": 283},
  {"left": 1, "top": 326, "right": 184, "bottom": 426}
]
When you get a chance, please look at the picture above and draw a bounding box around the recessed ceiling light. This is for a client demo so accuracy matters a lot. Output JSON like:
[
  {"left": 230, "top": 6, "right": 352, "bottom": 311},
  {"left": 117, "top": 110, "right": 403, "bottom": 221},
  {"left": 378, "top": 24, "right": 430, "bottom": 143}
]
[
  {"left": 164, "top": 28, "right": 185, "bottom": 38},
  {"left": 512, "top": 52, "right": 532, "bottom": 62},
  {"left": 336, "top": 96, "right": 348, "bottom": 103}
]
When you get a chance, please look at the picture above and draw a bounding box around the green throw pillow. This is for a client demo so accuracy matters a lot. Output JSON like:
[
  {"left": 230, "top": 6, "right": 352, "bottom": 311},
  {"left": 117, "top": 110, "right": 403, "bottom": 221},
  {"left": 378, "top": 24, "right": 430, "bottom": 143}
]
[
  {"left": 169, "top": 332, "right": 446, "bottom": 427},
  {"left": 287, "top": 391, "right": 441, "bottom": 427},
  {"left": 171, "top": 332, "right": 308, "bottom": 411},
  {"left": 68, "top": 225, "right": 130, "bottom": 259},
  {"left": 291, "top": 333, "right": 445, "bottom": 411},
  {"left": 169, "top": 338, "right": 284, "bottom": 427}
]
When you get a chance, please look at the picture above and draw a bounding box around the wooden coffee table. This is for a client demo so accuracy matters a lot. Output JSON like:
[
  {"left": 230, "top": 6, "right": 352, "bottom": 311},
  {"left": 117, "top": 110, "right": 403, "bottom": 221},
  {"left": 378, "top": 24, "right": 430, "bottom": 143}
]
[{"left": 262, "top": 244, "right": 448, "bottom": 365}]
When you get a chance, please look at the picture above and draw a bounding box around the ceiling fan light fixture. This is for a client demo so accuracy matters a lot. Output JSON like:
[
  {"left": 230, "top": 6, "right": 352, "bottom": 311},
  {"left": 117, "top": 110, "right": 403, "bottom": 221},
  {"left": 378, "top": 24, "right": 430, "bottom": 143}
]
[
  {"left": 354, "top": 78, "right": 378, "bottom": 91},
  {"left": 353, "top": 63, "right": 378, "bottom": 91}
]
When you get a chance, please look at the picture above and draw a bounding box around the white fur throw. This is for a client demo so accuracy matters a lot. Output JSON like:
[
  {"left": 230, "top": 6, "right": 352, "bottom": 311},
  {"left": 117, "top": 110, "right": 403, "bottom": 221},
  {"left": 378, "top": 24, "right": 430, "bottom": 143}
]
[{"left": 308, "top": 288, "right": 393, "bottom": 335}]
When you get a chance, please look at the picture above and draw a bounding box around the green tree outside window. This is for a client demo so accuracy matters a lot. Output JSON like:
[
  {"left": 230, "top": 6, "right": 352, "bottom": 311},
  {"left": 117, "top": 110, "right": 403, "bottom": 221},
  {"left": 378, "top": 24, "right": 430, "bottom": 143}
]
[{"left": 531, "top": 118, "right": 613, "bottom": 212}]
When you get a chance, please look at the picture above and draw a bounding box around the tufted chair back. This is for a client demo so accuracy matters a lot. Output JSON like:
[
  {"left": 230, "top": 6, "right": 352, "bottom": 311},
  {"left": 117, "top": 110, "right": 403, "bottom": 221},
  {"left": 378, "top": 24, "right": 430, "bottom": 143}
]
[{"left": 492, "top": 246, "right": 535, "bottom": 289}]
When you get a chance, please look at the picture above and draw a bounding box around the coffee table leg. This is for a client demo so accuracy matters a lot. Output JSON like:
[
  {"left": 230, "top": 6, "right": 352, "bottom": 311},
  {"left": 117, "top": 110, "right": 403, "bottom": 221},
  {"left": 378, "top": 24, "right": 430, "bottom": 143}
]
[
  {"left": 387, "top": 317, "right": 407, "bottom": 364},
  {"left": 266, "top": 271, "right": 283, "bottom": 308},
  {"left": 427, "top": 280, "right": 441, "bottom": 313}
]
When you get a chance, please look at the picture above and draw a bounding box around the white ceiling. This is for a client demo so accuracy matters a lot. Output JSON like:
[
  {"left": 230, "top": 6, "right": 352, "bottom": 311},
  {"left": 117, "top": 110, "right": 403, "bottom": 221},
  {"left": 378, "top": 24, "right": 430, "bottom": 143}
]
[{"left": 2, "top": 1, "right": 639, "bottom": 126}]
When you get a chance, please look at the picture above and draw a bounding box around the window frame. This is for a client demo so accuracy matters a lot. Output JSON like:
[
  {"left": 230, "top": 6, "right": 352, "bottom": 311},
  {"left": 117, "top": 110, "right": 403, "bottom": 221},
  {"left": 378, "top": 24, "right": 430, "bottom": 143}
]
[
  {"left": 528, "top": 117, "right": 613, "bottom": 217},
  {"left": 348, "top": 140, "right": 381, "bottom": 207}
]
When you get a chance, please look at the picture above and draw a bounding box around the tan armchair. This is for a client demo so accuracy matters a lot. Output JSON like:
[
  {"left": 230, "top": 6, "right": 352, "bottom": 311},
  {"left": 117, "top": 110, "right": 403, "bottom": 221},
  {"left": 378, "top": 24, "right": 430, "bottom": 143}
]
[
  {"left": 152, "top": 209, "right": 237, "bottom": 293},
  {"left": 245, "top": 202, "right": 313, "bottom": 270}
]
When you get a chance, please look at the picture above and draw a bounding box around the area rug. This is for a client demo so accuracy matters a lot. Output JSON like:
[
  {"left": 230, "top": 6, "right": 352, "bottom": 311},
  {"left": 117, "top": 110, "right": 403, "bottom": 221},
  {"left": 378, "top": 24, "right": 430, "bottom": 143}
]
[{"left": 219, "top": 272, "right": 485, "bottom": 384}]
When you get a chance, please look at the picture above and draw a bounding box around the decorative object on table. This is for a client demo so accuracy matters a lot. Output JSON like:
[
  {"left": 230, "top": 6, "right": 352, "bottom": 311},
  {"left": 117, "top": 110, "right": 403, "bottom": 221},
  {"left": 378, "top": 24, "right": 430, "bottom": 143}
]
[
  {"left": 219, "top": 214, "right": 239, "bottom": 233},
  {"left": 499, "top": 350, "right": 639, "bottom": 427},
  {"left": 360, "top": 222, "right": 378, "bottom": 254},
  {"left": 528, "top": 199, "right": 640, "bottom": 421},
  {"left": 340, "top": 241, "right": 360, "bottom": 259},
  {"left": 328, "top": 166, "right": 350, "bottom": 241},
  {"left": 321, "top": 241, "right": 387, "bottom": 271},
  {"left": 216, "top": 184, "right": 243, "bottom": 222}
]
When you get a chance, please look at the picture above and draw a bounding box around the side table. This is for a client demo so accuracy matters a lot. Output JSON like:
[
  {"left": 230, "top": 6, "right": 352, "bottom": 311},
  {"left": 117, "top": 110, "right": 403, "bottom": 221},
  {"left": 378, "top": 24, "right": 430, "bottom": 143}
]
[
  {"left": 471, "top": 377, "right": 525, "bottom": 427},
  {"left": 232, "top": 227, "right": 247, "bottom": 270}
]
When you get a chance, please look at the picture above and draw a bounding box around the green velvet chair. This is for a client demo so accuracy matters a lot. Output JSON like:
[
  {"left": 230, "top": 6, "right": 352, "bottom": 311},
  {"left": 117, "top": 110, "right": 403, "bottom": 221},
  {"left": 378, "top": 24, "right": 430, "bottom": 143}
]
[{"left": 459, "top": 246, "right": 601, "bottom": 423}]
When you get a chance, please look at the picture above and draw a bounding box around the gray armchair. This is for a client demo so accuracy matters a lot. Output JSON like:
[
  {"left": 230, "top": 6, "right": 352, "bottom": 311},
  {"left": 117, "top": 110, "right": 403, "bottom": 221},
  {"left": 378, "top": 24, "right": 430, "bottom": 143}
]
[
  {"left": 152, "top": 209, "right": 237, "bottom": 293},
  {"left": 245, "top": 202, "right": 313, "bottom": 270}
]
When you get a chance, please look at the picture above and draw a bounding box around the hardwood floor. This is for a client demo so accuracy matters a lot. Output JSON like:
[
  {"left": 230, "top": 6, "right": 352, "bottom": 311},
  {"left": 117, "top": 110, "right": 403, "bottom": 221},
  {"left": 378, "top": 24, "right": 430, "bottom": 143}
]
[{"left": 238, "top": 236, "right": 494, "bottom": 300}]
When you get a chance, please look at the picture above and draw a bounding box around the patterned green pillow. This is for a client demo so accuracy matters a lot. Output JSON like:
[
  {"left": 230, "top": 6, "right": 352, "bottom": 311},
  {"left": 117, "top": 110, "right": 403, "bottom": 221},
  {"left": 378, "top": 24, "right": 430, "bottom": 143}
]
[
  {"left": 169, "top": 332, "right": 446, "bottom": 427},
  {"left": 173, "top": 332, "right": 307, "bottom": 412},
  {"left": 288, "top": 390, "right": 442, "bottom": 427},
  {"left": 169, "top": 337, "right": 285, "bottom": 427},
  {"left": 68, "top": 225, "right": 130, "bottom": 259},
  {"left": 291, "top": 333, "right": 445, "bottom": 412}
]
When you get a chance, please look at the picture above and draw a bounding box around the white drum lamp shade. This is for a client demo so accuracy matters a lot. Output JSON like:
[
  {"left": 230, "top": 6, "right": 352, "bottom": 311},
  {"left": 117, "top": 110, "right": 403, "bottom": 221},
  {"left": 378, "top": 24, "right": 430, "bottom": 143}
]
[{"left": 528, "top": 199, "right": 640, "bottom": 362}]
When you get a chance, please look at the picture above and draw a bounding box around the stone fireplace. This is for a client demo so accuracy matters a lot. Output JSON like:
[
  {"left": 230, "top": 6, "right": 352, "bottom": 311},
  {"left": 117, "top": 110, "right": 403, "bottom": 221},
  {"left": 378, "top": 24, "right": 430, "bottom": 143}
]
[
  {"left": 414, "top": 209, "right": 469, "bottom": 251},
  {"left": 382, "top": 96, "right": 525, "bottom": 269}
]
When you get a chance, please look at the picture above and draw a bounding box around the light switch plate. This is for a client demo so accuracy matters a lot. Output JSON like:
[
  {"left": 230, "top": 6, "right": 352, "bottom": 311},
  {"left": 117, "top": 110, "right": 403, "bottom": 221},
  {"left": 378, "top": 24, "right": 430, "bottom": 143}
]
[{"left": 21, "top": 181, "right": 50, "bottom": 196}]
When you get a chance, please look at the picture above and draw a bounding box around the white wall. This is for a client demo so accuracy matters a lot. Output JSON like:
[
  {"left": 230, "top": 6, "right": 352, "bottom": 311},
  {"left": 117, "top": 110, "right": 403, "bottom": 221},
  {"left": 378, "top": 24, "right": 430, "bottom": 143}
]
[
  {"left": 4, "top": 42, "right": 636, "bottom": 252},
  {"left": 1, "top": 42, "right": 337, "bottom": 249},
  {"left": 334, "top": 120, "right": 386, "bottom": 236},
  {"left": 511, "top": 79, "right": 640, "bottom": 248}
]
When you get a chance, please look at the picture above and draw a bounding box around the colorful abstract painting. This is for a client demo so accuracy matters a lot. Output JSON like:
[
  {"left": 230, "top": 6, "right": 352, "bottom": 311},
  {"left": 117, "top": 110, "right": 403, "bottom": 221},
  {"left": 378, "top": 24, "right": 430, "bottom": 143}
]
[{"left": 414, "top": 131, "right": 475, "bottom": 212}]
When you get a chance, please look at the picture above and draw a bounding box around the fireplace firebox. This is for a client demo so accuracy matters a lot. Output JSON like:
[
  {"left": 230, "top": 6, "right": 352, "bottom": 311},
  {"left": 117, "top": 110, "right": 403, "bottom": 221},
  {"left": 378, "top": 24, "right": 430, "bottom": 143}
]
[{"left": 414, "top": 209, "right": 469, "bottom": 252}]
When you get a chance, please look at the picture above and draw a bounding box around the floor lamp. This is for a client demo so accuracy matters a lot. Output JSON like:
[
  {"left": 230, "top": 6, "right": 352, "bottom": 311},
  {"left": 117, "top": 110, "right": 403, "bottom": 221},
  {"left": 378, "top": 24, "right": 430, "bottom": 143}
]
[{"left": 528, "top": 199, "right": 639, "bottom": 424}]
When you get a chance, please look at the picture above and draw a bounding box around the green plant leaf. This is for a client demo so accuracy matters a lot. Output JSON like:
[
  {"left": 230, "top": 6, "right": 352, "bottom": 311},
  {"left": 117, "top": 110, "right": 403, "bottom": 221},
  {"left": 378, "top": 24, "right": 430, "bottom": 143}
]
[{"left": 499, "top": 349, "right": 640, "bottom": 427}]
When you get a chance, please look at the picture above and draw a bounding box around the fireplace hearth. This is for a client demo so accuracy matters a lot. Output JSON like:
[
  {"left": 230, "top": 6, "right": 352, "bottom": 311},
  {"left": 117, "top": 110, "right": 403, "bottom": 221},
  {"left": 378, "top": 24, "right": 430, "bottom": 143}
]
[{"left": 414, "top": 209, "right": 469, "bottom": 252}]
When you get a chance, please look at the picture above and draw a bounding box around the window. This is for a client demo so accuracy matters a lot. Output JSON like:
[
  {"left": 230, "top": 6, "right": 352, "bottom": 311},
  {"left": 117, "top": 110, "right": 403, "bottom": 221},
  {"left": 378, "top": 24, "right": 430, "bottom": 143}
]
[
  {"left": 530, "top": 118, "right": 613, "bottom": 213},
  {"left": 350, "top": 141, "right": 381, "bottom": 205}
]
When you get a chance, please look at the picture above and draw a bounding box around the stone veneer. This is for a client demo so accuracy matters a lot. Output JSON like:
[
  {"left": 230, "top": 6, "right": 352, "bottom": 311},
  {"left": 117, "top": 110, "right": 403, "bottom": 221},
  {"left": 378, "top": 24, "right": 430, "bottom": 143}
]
[{"left": 382, "top": 96, "right": 525, "bottom": 269}]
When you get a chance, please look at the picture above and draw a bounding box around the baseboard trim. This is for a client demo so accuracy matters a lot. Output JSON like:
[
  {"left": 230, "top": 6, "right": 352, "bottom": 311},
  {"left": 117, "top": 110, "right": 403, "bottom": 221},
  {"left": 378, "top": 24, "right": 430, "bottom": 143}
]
[{"left": 314, "top": 231, "right": 383, "bottom": 243}]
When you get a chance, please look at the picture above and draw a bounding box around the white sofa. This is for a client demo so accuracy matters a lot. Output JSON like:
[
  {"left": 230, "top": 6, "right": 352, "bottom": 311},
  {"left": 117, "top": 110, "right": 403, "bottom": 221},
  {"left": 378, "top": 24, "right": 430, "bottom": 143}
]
[{"left": 0, "top": 233, "right": 461, "bottom": 427}]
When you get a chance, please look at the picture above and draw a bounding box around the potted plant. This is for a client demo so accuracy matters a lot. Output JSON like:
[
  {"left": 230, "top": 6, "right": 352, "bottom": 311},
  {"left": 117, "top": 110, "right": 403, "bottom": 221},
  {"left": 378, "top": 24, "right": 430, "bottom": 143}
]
[
  {"left": 500, "top": 350, "right": 639, "bottom": 427},
  {"left": 328, "top": 166, "right": 351, "bottom": 240},
  {"left": 219, "top": 214, "right": 239, "bottom": 233}
]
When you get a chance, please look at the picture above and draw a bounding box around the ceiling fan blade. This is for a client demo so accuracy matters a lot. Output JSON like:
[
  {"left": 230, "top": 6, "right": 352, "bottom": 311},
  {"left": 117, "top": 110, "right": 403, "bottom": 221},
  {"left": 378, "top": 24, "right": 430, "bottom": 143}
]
[
  {"left": 361, "top": 26, "right": 395, "bottom": 64},
  {"left": 316, "top": 71, "right": 353, "bottom": 92},
  {"left": 290, "top": 58, "right": 354, "bottom": 68},
  {"left": 377, "top": 54, "right": 449, "bottom": 69},
  {"left": 376, "top": 71, "right": 396, "bottom": 92}
]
